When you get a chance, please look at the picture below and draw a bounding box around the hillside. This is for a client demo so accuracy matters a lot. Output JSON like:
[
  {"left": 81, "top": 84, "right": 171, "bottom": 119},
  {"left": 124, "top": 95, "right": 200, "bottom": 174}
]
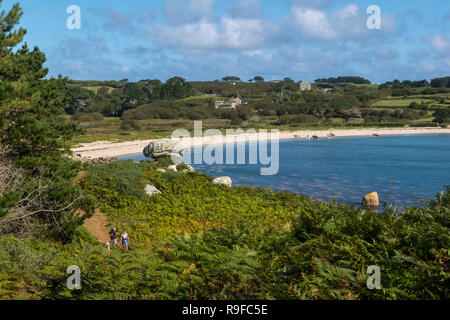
[
  {"left": 64, "top": 78, "right": 450, "bottom": 144},
  {"left": 0, "top": 159, "right": 448, "bottom": 299}
]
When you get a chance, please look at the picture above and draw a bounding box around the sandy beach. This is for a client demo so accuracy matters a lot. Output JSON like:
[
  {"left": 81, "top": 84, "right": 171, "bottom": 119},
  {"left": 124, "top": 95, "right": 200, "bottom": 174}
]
[{"left": 72, "top": 127, "right": 450, "bottom": 159}]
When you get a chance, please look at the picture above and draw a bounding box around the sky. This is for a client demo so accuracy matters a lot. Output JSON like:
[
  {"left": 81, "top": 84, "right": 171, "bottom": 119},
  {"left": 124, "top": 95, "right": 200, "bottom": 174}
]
[{"left": 5, "top": 0, "right": 450, "bottom": 83}]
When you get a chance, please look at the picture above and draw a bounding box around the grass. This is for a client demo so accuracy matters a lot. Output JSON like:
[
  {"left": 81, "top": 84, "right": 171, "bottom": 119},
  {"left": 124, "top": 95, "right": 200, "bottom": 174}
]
[
  {"left": 372, "top": 99, "right": 430, "bottom": 107},
  {"left": 81, "top": 86, "right": 115, "bottom": 94}
]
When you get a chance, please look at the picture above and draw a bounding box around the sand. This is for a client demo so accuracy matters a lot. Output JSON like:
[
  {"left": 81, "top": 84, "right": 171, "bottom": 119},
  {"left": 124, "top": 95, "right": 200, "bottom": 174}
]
[{"left": 72, "top": 127, "right": 450, "bottom": 159}]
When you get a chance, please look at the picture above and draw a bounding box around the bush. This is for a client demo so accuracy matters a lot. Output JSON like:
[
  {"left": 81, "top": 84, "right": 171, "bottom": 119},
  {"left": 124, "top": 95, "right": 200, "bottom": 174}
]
[{"left": 82, "top": 160, "right": 145, "bottom": 200}]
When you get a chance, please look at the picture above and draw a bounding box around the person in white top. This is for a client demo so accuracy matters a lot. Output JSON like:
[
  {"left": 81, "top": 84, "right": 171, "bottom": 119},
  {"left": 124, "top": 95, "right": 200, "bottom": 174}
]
[{"left": 121, "top": 231, "right": 129, "bottom": 250}]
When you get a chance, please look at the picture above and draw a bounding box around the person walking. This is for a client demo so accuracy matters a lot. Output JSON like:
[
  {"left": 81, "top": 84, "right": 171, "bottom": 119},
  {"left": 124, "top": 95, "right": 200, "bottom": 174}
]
[
  {"left": 121, "top": 230, "right": 129, "bottom": 250},
  {"left": 109, "top": 227, "right": 118, "bottom": 245}
]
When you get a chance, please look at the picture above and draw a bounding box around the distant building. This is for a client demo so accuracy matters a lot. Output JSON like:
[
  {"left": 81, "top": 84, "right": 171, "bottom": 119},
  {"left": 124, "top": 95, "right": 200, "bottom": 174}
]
[
  {"left": 215, "top": 97, "right": 243, "bottom": 110},
  {"left": 229, "top": 97, "right": 242, "bottom": 106},
  {"left": 318, "top": 87, "right": 334, "bottom": 93},
  {"left": 215, "top": 99, "right": 236, "bottom": 109},
  {"left": 299, "top": 80, "right": 312, "bottom": 91},
  {"left": 215, "top": 100, "right": 224, "bottom": 108}
]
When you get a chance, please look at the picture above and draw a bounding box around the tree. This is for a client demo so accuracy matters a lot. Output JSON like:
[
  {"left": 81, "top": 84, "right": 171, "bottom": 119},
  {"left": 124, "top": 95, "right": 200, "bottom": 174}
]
[
  {"left": 253, "top": 76, "right": 264, "bottom": 83},
  {"left": 222, "top": 76, "right": 241, "bottom": 82},
  {"left": 0, "top": 2, "right": 94, "bottom": 241},
  {"left": 433, "top": 109, "right": 450, "bottom": 124},
  {"left": 161, "top": 76, "right": 196, "bottom": 100},
  {"left": 430, "top": 77, "right": 450, "bottom": 88}
]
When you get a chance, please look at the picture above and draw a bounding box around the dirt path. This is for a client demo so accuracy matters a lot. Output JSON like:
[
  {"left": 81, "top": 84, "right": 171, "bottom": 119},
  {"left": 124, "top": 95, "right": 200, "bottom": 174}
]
[{"left": 83, "top": 208, "right": 110, "bottom": 243}]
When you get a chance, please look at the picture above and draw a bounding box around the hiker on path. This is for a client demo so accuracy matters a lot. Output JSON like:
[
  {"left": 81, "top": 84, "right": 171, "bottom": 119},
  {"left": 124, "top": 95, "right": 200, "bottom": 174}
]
[
  {"left": 121, "top": 230, "right": 129, "bottom": 250},
  {"left": 109, "top": 227, "right": 118, "bottom": 245}
]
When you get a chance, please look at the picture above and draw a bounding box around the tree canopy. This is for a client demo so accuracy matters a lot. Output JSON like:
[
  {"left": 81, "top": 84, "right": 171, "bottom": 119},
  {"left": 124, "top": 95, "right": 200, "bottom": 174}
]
[{"left": 0, "top": 2, "right": 94, "bottom": 241}]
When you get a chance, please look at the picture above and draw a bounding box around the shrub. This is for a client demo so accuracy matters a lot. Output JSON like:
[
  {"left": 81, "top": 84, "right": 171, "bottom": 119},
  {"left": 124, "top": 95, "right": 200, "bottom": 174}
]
[{"left": 82, "top": 160, "right": 145, "bottom": 200}]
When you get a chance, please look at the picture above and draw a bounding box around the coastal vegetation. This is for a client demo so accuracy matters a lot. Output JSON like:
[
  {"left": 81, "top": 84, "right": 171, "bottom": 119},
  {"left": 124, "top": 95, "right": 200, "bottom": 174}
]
[
  {"left": 64, "top": 76, "right": 449, "bottom": 143},
  {"left": 0, "top": 159, "right": 449, "bottom": 299}
]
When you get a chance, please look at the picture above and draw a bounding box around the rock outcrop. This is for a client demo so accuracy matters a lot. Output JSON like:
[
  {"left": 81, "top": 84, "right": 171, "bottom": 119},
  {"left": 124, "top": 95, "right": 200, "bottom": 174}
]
[
  {"left": 143, "top": 139, "right": 188, "bottom": 159},
  {"left": 362, "top": 192, "right": 379, "bottom": 206},
  {"left": 145, "top": 184, "right": 161, "bottom": 196},
  {"left": 72, "top": 155, "right": 118, "bottom": 165},
  {"left": 212, "top": 176, "right": 232, "bottom": 187}
]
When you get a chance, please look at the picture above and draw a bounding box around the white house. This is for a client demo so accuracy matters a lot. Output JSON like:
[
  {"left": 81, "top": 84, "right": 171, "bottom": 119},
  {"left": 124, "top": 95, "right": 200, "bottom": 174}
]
[
  {"left": 215, "top": 97, "right": 242, "bottom": 110},
  {"left": 299, "top": 80, "right": 312, "bottom": 91}
]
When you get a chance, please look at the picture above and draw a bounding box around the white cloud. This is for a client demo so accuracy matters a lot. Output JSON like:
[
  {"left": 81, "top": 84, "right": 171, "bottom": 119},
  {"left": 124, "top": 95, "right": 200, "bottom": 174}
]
[
  {"left": 149, "top": 20, "right": 219, "bottom": 51},
  {"left": 333, "top": 4, "right": 359, "bottom": 21},
  {"left": 428, "top": 34, "right": 450, "bottom": 52},
  {"left": 331, "top": 4, "right": 366, "bottom": 37},
  {"left": 148, "top": 16, "right": 276, "bottom": 52},
  {"left": 292, "top": 7, "right": 336, "bottom": 40},
  {"left": 221, "top": 17, "right": 271, "bottom": 49}
]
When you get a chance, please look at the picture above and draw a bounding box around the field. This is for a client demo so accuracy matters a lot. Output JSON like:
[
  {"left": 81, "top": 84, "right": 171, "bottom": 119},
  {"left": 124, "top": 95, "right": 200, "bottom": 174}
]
[{"left": 372, "top": 98, "right": 430, "bottom": 107}]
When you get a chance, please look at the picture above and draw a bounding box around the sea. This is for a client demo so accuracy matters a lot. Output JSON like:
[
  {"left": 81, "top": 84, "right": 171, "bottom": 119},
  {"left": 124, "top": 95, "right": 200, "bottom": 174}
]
[{"left": 120, "top": 134, "right": 450, "bottom": 208}]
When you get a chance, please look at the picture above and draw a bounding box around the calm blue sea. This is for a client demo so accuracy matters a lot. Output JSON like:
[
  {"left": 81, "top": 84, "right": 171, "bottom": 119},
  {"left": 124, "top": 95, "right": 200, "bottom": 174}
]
[{"left": 121, "top": 134, "right": 450, "bottom": 208}]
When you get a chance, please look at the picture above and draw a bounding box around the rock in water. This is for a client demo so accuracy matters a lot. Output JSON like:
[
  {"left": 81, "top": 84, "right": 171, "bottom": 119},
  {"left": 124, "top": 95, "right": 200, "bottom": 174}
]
[
  {"left": 362, "top": 192, "right": 379, "bottom": 206},
  {"left": 145, "top": 184, "right": 161, "bottom": 196},
  {"left": 212, "top": 176, "right": 232, "bottom": 187},
  {"left": 143, "top": 139, "right": 188, "bottom": 159}
]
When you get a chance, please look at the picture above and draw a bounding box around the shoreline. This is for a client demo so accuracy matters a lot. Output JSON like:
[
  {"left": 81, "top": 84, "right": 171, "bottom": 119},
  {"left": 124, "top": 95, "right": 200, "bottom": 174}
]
[{"left": 72, "top": 127, "right": 450, "bottom": 159}]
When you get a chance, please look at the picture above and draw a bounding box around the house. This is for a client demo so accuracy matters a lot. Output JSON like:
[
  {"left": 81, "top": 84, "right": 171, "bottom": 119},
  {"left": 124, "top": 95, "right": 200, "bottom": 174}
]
[
  {"left": 299, "top": 80, "right": 312, "bottom": 91},
  {"left": 215, "top": 99, "right": 237, "bottom": 109},
  {"left": 318, "top": 88, "right": 334, "bottom": 93},
  {"left": 215, "top": 100, "right": 224, "bottom": 108},
  {"left": 229, "top": 97, "right": 242, "bottom": 106}
]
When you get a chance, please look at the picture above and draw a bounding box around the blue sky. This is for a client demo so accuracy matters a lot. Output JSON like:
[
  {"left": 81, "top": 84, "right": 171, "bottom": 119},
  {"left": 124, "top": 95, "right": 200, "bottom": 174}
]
[{"left": 5, "top": 0, "right": 450, "bottom": 83}]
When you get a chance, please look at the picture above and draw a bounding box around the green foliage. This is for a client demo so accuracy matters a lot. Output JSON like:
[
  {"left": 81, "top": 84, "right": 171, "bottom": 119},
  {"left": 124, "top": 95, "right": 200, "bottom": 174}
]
[
  {"left": 82, "top": 160, "right": 145, "bottom": 199},
  {"left": 0, "top": 191, "right": 18, "bottom": 217},
  {"left": 81, "top": 160, "right": 306, "bottom": 248},
  {"left": 65, "top": 77, "right": 198, "bottom": 117},
  {"left": 315, "top": 76, "right": 371, "bottom": 85},
  {"left": 175, "top": 162, "right": 190, "bottom": 171},
  {"left": 433, "top": 108, "right": 450, "bottom": 124},
  {"left": 0, "top": 2, "right": 92, "bottom": 241},
  {"left": 430, "top": 77, "right": 450, "bottom": 88},
  {"left": 0, "top": 186, "right": 448, "bottom": 300}
]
